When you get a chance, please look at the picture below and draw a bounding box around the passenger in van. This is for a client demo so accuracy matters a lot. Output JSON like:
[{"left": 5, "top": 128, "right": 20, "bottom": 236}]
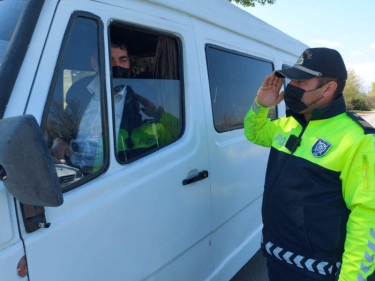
[
  {"left": 104, "top": 40, "right": 179, "bottom": 162},
  {"left": 50, "top": 40, "right": 179, "bottom": 172},
  {"left": 244, "top": 48, "right": 375, "bottom": 280}
]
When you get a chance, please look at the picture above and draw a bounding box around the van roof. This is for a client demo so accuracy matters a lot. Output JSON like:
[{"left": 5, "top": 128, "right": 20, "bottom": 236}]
[
  {"left": 93, "top": 0, "right": 308, "bottom": 57},
  {"left": 144, "top": 0, "right": 308, "bottom": 56}
]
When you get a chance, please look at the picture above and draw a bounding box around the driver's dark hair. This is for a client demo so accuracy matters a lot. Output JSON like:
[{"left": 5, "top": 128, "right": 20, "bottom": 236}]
[{"left": 110, "top": 40, "right": 128, "bottom": 52}]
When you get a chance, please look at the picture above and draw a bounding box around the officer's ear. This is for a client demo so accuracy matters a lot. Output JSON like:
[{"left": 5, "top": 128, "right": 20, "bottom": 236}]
[{"left": 322, "top": 81, "right": 338, "bottom": 97}]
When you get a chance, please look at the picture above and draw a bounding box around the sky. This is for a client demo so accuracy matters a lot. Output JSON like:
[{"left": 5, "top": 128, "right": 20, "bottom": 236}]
[{"left": 234, "top": 0, "right": 375, "bottom": 92}]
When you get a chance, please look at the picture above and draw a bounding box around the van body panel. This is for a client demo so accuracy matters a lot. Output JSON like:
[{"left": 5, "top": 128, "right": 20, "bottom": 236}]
[
  {"left": 191, "top": 15, "right": 299, "bottom": 279},
  {"left": 20, "top": 1, "right": 212, "bottom": 280},
  {"left": 137, "top": 0, "right": 307, "bottom": 57},
  {"left": 4, "top": 0, "right": 59, "bottom": 119},
  {"left": 0, "top": 189, "right": 25, "bottom": 280},
  {"left": 0, "top": 190, "right": 17, "bottom": 250},
  {"left": 0, "top": 0, "right": 308, "bottom": 280}
]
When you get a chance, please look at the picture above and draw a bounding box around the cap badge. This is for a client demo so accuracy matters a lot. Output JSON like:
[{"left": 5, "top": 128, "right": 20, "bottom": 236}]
[
  {"left": 296, "top": 55, "right": 304, "bottom": 66},
  {"left": 296, "top": 50, "right": 313, "bottom": 66},
  {"left": 312, "top": 138, "right": 332, "bottom": 157},
  {"left": 304, "top": 49, "right": 313, "bottom": 59}
]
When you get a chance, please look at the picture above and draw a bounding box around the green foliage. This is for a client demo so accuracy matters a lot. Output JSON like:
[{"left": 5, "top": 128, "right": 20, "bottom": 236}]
[
  {"left": 369, "top": 82, "right": 375, "bottom": 97},
  {"left": 348, "top": 97, "right": 371, "bottom": 111},
  {"left": 227, "top": 0, "right": 276, "bottom": 7},
  {"left": 343, "top": 69, "right": 364, "bottom": 100},
  {"left": 344, "top": 69, "right": 374, "bottom": 111},
  {"left": 366, "top": 96, "right": 375, "bottom": 109}
]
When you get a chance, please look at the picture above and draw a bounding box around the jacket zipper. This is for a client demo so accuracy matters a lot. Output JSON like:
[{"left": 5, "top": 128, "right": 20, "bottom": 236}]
[{"left": 362, "top": 154, "right": 369, "bottom": 190}]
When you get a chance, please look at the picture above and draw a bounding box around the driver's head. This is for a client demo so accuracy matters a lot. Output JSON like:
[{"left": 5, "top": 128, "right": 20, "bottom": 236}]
[{"left": 111, "top": 41, "right": 130, "bottom": 78}]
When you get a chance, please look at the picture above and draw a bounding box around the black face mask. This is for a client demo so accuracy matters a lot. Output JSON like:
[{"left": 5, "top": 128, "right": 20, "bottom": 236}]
[
  {"left": 284, "top": 84, "right": 324, "bottom": 114},
  {"left": 112, "top": 66, "right": 130, "bottom": 78}
]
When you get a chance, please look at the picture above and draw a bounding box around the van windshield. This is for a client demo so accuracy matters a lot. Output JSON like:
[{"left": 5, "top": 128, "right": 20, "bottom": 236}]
[{"left": 0, "top": 1, "right": 26, "bottom": 65}]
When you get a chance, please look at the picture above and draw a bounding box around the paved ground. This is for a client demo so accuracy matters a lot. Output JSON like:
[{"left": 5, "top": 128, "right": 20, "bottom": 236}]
[
  {"left": 230, "top": 250, "right": 268, "bottom": 281},
  {"left": 358, "top": 111, "right": 375, "bottom": 126}
]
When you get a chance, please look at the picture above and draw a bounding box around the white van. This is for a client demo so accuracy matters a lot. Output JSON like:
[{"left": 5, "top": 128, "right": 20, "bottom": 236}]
[{"left": 0, "top": 0, "right": 308, "bottom": 280}]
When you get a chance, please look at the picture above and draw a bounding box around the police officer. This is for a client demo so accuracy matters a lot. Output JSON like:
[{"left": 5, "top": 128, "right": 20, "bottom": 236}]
[{"left": 244, "top": 48, "right": 375, "bottom": 280}]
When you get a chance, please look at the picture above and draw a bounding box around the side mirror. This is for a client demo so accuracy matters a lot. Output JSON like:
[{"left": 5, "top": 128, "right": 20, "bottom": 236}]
[{"left": 0, "top": 115, "right": 63, "bottom": 206}]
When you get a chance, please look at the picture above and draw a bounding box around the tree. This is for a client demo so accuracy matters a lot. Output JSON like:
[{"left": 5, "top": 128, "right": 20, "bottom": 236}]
[
  {"left": 227, "top": 0, "right": 276, "bottom": 7},
  {"left": 369, "top": 82, "right": 375, "bottom": 97},
  {"left": 343, "top": 69, "right": 375, "bottom": 111},
  {"left": 343, "top": 69, "right": 365, "bottom": 101},
  {"left": 349, "top": 97, "right": 371, "bottom": 111}
]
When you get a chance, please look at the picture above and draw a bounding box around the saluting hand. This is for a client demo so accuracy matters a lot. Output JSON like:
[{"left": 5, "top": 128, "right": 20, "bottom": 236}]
[{"left": 256, "top": 72, "right": 284, "bottom": 107}]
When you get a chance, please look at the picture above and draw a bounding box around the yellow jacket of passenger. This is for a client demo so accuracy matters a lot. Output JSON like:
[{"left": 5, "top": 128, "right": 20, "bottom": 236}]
[
  {"left": 117, "top": 111, "right": 179, "bottom": 161},
  {"left": 92, "top": 111, "right": 179, "bottom": 170}
]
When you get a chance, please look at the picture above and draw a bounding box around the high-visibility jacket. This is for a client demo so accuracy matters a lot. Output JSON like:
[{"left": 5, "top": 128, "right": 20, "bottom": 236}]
[
  {"left": 92, "top": 111, "right": 179, "bottom": 170},
  {"left": 117, "top": 111, "right": 179, "bottom": 161},
  {"left": 244, "top": 94, "right": 375, "bottom": 281}
]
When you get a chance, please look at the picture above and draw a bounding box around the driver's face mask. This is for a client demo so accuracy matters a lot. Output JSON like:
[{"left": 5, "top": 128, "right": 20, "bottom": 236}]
[{"left": 112, "top": 66, "right": 130, "bottom": 78}]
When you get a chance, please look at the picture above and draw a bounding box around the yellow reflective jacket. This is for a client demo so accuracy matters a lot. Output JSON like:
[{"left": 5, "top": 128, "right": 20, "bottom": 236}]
[
  {"left": 92, "top": 111, "right": 179, "bottom": 170},
  {"left": 117, "top": 111, "right": 179, "bottom": 161}
]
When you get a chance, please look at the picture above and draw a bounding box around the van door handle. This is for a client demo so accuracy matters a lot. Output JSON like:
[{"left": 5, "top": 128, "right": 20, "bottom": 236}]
[{"left": 182, "top": 170, "right": 209, "bottom": 185}]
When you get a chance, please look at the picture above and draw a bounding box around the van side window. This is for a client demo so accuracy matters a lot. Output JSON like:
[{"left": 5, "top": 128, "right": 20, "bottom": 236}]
[
  {"left": 42, "top": 15, "right": 105, "bottom": 191},
  {"left": 205, "top": 45, "right": 275, "bottom": 132},
  {"left": 109, "top": 24, "right": 183, "bottom": 163}
]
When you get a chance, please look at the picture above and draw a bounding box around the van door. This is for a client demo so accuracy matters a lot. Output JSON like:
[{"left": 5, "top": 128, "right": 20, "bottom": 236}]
[
  {"left": 193, "top": 19, "right": 275, "bottom": 279},
  {"left": 0, "top": 189, "right": 26, "bottom": 280},
  {"left": 16, "top": 1, "right": 211, "bottom": 280}
]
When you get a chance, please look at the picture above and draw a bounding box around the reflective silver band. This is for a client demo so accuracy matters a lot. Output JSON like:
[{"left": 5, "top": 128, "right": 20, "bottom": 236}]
[
  {"left": 294, "top": 64, "right": 322, "bottom": 76},
  {"left": 265, "top": 241, "right": 340, "bottom": 276},
  {"left": 252, "top": 100, "right": 259, "bottom": 113},
  {"left": 252, "top": 98, "right": 268, "bottom": 113}
]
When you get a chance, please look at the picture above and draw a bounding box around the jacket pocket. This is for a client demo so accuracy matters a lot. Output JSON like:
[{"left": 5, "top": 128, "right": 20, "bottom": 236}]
[{"left": 303, "top": 205, "right": 348, "bottom": 259}]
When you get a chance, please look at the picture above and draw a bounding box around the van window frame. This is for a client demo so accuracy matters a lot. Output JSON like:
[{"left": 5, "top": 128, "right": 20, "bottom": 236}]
[
  {"left": 205, "top": 44, "right": 276, "bottom": 132},
  {"left": 41, "top": 11, "right": 108, "bottom": 192},
  {"left": 108, "top": 21, "right": 185, "bottom": 164}
]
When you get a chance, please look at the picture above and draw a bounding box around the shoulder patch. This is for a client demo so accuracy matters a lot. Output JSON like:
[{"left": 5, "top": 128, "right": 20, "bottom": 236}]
[{"left": 346, "top": 112, "right": 375, "bottom": 135}]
